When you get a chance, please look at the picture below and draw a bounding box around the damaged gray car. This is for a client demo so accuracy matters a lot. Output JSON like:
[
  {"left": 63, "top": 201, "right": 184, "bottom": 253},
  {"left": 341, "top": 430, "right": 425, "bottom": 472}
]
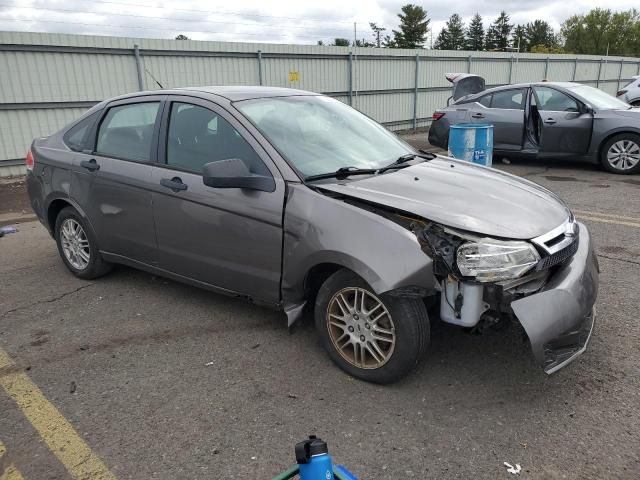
[{"left": 26, "top": 87, "right": 599, "bottom": 383}]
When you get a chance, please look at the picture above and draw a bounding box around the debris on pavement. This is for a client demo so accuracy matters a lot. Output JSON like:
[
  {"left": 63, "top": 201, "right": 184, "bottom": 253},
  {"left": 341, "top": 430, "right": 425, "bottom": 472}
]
[
  {"left": 69, "top": 381, "right": 77, "bottom": 394},
  {"left": 0, "top": 226, "right": 18, "bottom": 237},
  {"left": 504, "top": 462, "right": 521, "bottom": 475},
  {"left": 205, "top": 361, "right": 215, "bottom": 366}
]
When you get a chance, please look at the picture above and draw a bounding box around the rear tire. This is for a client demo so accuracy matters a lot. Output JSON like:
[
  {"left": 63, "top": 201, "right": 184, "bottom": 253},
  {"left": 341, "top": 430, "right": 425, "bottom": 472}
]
[
  {"left": 600, "top": 133, "right": 640, "bottom": 174},
  {"left": 54, "top": 207, "right": 112, "bottom": 280},
  {"left": 314, "top": 269, "right": 430, "bottom": 384}
]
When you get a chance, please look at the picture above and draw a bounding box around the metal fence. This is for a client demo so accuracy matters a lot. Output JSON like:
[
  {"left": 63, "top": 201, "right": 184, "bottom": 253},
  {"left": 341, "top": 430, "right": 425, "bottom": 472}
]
[{"left": 1, "top": 31, "right": 640, "bottom": 176}]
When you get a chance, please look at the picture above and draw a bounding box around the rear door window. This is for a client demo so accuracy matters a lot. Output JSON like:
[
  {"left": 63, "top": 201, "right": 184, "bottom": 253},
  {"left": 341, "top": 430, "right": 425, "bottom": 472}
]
[
  {"left": 489, "top": 89, "right": 526, "bottom": 110},
  {"left": 478, "top": 94, "right": 492, "bottom": 107},
  {"left": 96, "top": 102, "right": 161, "bottom": 162}
]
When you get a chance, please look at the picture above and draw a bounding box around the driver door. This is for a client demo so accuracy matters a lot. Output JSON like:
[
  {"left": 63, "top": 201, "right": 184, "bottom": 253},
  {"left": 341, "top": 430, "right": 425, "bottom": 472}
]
[
  {"left": 533, "top": 86, "right": 593, "bottom": 155},
  {"left": 150, "top": 97, "right": 285, "bottom": 304}
]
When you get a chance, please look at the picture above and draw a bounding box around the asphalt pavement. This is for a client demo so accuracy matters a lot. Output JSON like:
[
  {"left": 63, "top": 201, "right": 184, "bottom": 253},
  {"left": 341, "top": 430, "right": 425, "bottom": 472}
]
[{"left": 0, "top": 146, "right": 639, "bottom": 479}]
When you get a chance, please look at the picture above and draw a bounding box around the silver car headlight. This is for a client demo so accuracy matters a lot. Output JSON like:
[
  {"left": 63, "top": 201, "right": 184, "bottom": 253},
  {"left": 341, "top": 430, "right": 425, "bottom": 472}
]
[{"left": 456, "top": 239, "right": 540, "bottom": 282}]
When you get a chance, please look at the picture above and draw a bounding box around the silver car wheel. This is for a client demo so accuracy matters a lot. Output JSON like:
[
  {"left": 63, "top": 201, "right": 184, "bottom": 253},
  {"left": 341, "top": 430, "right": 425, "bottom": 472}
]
[
  {"left": 607, "top": 140, "right": 640, "bottom": 171},
  {"left": 326, "top": 287, "right": 396, "bottom": 369},
  {"left": 60, "top": 218, "right": 91, "bottom": 270}
]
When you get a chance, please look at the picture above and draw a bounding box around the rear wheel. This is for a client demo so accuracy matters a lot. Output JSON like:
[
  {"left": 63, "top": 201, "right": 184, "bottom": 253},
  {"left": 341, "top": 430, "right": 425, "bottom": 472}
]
[
  {"left": 54, "top": 207, "right": 112, "bottom": 279},
  {"left": 600, "top": 133, "right": 640, "bottom": 174},
  {"left": 315, "top": 269, "right": 429, "bottom": 384}
]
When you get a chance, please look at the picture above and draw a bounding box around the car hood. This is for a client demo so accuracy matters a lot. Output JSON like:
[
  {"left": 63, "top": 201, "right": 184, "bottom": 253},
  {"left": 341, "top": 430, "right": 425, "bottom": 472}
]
[
  {"left": 315, "top": 157, "right": 571, "bottom": 240},
  {"left": 608, "top": 108, "right": 640, "bottom": 118}
]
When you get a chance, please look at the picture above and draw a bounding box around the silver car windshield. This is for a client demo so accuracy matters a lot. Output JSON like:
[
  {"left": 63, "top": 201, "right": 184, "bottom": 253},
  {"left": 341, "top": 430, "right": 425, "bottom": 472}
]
[
  {"left": 235, "top": 96, "right": 414, "bottom": 177},
  {"left": 567, "top": 85, "right": 630, "bottom": 110}
]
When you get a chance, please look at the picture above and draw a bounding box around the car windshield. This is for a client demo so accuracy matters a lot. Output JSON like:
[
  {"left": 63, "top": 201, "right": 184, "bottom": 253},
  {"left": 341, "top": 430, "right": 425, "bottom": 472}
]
[
  {"left": 235, "top": 95, "right": 415, "bottom": 178},
  {"left": 567, "top": 85, "right": 630, "bottom": 110}
]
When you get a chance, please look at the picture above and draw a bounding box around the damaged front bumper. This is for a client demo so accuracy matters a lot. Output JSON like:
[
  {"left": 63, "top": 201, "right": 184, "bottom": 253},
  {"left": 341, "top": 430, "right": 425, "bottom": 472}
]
[{"left": 511, "top": 223, "right": 599, "bottom": 374}]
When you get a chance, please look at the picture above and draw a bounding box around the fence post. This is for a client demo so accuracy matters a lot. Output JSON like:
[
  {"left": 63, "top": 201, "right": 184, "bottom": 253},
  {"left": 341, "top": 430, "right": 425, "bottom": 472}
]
[
  {"left": 257, "top": 50, "right": 263, "bottom": 86},
  {"left": 467, "top": 54, "right": 472, "bottom": 73},
  {"left": 348, "top": 52, "right": 353, "bottom": 106},
  {"left": 617, "top": 59, "right": 624, "bottom": 91},
  {"left": 544, "top": 57, "right": 550, "bottom": 80},
  {"left": 596, "top": 58, "right": 603, "bottom": 87},
  {"left": 637, "top": 61, "right": 640, "bottom": 75},
  {"left": 572, "top": 58, "right": 578, "bottom": 81},
  {"left": 413, "top": 53, "right": 419, "bottom": 132},
  {"left": 133, "top": 44, "right": 144, "bottom": 91},
  {"left": 509, "top": 55, "right": 513, "bottom": 85}
]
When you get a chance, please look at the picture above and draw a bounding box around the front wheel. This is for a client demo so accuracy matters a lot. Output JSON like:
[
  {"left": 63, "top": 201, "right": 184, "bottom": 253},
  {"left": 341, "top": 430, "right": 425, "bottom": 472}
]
[
  {"left": 314, "top": 269, "right": 430, "bottom": 384},
  {"left": 600, "top": 133, "right": 640, "bottom": 174}
]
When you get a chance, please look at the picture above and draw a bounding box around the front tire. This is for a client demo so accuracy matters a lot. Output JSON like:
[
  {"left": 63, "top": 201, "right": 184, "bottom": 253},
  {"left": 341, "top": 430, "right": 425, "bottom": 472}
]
[
  {"left": 314, "top": 269, "right": 430, "bottom": 384},
  {"left": 54, "top": 207, "right": 112, "bottom": 280},
  {"left": 600, "top": 133, "right": 640, "bottom": 174}
]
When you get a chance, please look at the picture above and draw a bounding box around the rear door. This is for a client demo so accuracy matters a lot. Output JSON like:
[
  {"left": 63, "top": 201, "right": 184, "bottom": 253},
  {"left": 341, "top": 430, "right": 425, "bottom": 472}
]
[
  {"left": 73, "top": 96, "right": 164, "bottom": 264},
  {"left": 150, "top": 96, "right": 285, "bottom": 304},
  {"left": 533, "top": 86, "right": 592, "bottom": 155},
  {"left": 469, "top": 88, "right": 527, "bottom": 151}
]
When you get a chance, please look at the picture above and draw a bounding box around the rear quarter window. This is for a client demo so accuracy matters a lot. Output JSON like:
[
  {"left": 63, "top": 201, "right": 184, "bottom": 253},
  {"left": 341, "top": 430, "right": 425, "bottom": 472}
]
[{"left": 63, "top": 111, "right": 101, "bottom": 152}]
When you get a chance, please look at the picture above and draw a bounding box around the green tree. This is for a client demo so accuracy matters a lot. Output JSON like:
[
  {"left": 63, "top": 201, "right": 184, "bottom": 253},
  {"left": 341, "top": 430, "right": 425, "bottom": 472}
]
[
  {"left": 175, "top": 34, "right": 189, "bottom": 40},
  {"left": 525, "top": 20, "right": 557, "bottom": 49},
  {"left": 561, "top": 8, "right": 640, "bottom": 56},
  {"left": 486, "top": 11, "right": 513, "bottom": 51},
  {"left": 465, "top": 13, "right": 485, "bottom": 51},
  {"left": 370, "top": 22, "right": 387, "bottom": 48},
  {"left": 392, "top": 4, "right": 430, "bottom": 49},
  {"left": 333, "top": 38, "right": 350, "bottom": 47},
  {"left": 434, "top": 14, "right": 465, "bottom": 50},
  {"left": 512, "top": 24, "right": 526, "bottom": 51}
]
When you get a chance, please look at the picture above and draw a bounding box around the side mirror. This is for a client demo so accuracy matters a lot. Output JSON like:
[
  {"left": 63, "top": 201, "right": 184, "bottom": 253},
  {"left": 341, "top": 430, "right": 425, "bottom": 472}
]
[
  {"left": 202, "top": 158, "right": 275, "bottom": 192},
  {"left": 582, "top": 104, "right": 594, "bottom": 115}
]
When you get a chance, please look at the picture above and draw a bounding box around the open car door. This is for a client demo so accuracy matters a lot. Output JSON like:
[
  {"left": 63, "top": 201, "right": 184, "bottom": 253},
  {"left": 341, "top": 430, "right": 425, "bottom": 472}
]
[{"left": 446, "top": 73, "right": 486, "bottom": 104}]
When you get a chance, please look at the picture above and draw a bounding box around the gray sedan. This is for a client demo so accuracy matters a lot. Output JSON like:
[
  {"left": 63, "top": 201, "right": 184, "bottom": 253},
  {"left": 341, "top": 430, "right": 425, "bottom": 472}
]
[
  {"left": 429, "top": 75, "right": 640, "bottom": 174},
  {"left": 26, "top": 87, "right": 598, "bottom": 383}
]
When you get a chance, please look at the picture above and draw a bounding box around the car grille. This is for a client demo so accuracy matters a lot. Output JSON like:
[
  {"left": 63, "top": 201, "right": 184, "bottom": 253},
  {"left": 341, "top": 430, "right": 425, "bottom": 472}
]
[{"left": 536, "top": 234, "right": 579, "bottom": 271}]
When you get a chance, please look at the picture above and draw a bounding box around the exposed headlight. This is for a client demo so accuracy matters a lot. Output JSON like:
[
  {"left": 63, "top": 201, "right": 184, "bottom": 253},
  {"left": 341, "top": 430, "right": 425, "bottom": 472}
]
[{"left": 456, "top": 239, "right": 540, "bottom": 282}]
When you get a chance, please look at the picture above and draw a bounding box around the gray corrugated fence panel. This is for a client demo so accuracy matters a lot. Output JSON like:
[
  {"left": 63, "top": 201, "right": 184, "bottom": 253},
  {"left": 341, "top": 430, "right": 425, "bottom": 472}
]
[
  {"left": 141, "top": 55, "right": 259, "bottom": 89},
  {"left": 262, "top": 56, "right": 347, "bottom": 92},
  {"left": 423, "top": 58, "right": 468, "bottom": 88},
  {"left": 0, "top": 107, "right": 89, "bottom": 160},
  {"left": 0, "top": 49, "right": 140, "bottom": 102},
  {"left": 353, "top": 57, "right": 414, "bottom": 91},
  {"left": 547, "top": 61, "right": 575, "bottom": 82},
  {"left": 575, "top": 61, "right": 600, "bottom": 82},
  {"left": 511, "top": 60, "right": 546, "bottom": 84}
]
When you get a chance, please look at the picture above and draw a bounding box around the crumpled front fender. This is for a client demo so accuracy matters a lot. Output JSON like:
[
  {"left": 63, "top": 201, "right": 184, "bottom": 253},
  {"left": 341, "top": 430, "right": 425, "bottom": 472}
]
[{"left": 511, "top": 223, "right": 599, "bottom": 374}]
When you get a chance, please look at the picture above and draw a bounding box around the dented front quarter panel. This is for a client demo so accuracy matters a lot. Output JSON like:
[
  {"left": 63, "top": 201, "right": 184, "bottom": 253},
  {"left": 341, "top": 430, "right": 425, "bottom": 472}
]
[
  {"left": 281, "top": 183, "right": 438, "bottom": 324},
  {"left": 511, "top": 223, "right": 599, "bottom": 373}
]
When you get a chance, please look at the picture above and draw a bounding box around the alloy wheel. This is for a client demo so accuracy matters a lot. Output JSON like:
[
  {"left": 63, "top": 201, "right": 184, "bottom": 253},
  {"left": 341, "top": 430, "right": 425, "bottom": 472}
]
[
  {"left": 607, "top": 140, "right": 640, "bottom": 171},
  {"left": 60, "top": 218, "right": 91, "bottom": 270},
  {"left": 326, "top": 287, "right": 396, "bottom": 369}
]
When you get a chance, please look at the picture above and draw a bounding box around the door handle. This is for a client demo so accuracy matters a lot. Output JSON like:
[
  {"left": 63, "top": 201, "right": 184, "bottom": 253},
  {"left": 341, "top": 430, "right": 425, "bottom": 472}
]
[
  {"left": 160, "top": 177, "right": 188, "bottom": 192},
  {"left": 471, "top": 113, "right": 485, "bottom": 119},
  {"left": 544, "top": 118, "right": 557, "bottom": 125},
  {"left": 80, "top": 159, "right": 100, "bottom": 171}
]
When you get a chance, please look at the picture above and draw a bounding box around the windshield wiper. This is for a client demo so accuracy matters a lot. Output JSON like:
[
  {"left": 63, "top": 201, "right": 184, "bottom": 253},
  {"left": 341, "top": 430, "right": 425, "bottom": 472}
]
[
  {"left": 305, "top": 166, "right": 378, "bottom": 182},
  {"left": 377, "top": 151, "right": 436, "bottom": 174}
]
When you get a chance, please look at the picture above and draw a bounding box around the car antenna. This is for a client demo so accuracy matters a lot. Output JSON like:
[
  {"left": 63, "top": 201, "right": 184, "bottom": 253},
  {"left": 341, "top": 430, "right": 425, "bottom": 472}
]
[{"left": 144, "top": 68, "right": 165, "bottom": 89}]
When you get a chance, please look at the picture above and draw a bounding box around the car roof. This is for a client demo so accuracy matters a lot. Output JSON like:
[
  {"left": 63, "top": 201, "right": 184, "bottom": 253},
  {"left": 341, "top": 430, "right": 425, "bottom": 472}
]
[
  {"left": 482, "top": 81, "right": 582, "bottom": 94},
  {"left": 105, "top": 86, "right": 319, "bottom": 104}
]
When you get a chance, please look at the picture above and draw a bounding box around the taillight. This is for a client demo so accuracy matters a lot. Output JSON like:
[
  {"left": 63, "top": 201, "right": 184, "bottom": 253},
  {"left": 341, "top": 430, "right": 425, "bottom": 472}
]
[
  {"left": 617, "top": 90, "right": 627, "bottom": 97},
  {"left": 432, "top": 112, "right": 445, "bottom": 121},
  {"left": 25, "top": 150, "right": 34, "bottom": 171}
]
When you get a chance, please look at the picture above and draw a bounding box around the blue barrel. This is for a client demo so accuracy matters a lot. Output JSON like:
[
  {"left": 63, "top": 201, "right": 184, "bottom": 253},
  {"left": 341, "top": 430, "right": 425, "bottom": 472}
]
[{"left": 447, "top": 123, "right": 493, "bottom": 167}]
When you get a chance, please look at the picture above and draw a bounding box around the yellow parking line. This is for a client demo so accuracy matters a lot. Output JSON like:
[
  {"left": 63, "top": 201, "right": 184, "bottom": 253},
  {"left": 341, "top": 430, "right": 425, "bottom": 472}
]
[
  {"left": 0, "top": 349, "right": 116, "bottom": 480},
  {"left": 573, "top": 209, "right": 640, "bottom": 222},
  {"left": 0, "top": 441, "right": 25, "bottom": 480},
  {"left": 576, "top": 214, "right": 640, "bottom": 229},
  {"left": 0, "top": 464, "right": 25, "bottom": 480}
]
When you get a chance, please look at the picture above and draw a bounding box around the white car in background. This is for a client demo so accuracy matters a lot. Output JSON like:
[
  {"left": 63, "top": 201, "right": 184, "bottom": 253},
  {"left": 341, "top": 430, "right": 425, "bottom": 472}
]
[{"left": 617, "top": 76, "right": 640, "bottom": 106}]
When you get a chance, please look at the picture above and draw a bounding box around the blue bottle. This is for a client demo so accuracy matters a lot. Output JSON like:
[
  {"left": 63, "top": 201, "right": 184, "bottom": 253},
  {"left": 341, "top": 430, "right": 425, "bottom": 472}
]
[{"left": 296, "top": 436, "right": 334, "bottom": 480}]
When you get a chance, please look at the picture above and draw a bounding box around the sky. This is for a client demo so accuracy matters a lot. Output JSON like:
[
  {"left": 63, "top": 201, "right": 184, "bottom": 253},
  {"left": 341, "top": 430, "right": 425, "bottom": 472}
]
[{"left": 0, "top": 0, "right": 639, "bottom": 46}]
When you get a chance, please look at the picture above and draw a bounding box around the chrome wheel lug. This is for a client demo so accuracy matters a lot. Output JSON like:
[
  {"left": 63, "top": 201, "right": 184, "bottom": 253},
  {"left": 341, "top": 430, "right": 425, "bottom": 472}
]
[{"left": 348, "top": 326, "right": 354, "bottom": 333}]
